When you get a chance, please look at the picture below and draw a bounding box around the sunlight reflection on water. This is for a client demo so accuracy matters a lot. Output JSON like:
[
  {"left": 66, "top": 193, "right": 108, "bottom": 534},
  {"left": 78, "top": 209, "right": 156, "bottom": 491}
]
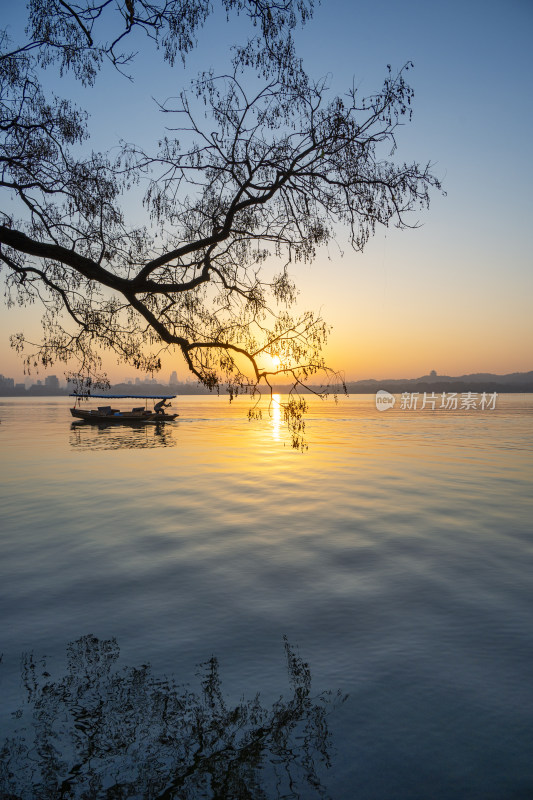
[{"left": 271, "top": 392, "right": 282, "bottom": 440}]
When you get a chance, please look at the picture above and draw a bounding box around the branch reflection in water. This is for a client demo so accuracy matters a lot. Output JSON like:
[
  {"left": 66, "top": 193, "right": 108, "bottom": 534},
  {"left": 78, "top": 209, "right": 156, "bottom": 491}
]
[
  {"left": 0, "top": 635, "right": 345, "bottom": 800},
  {"left": 69, "top": 421, "right": 177, "bottom": 450}
]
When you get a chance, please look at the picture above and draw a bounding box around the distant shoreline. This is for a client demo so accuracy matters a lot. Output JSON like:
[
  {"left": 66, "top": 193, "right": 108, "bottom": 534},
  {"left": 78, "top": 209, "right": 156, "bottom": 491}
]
[{"left": 1, "top": 371, "right": 533, "bottom": 398}]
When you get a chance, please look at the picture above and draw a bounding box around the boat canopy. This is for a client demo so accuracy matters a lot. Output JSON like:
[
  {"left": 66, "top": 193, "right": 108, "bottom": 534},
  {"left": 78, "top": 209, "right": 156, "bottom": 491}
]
[{"left": 69, "top": 394, "right": 176, "bottom": 400}]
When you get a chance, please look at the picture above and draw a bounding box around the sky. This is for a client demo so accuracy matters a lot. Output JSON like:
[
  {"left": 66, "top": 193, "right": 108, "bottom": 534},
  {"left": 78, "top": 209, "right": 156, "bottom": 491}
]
[{"left": 1, "top": 0, "right": 532, "bottom": 384}]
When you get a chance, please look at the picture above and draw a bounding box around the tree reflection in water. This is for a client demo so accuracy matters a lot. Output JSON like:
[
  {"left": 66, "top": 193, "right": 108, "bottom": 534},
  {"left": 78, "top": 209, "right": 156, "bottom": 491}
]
[
  {"left": 69, "top": 421, "right": 177, "bottom": 450},
  {"left": 0, "top": 635, "right": 345, "bottom": 799}
]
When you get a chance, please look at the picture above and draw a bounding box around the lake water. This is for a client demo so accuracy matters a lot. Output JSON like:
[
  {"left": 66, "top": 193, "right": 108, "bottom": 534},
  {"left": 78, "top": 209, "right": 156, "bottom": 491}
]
[{"left": 1, "top": 393, "right": 532, "bottom": 799}]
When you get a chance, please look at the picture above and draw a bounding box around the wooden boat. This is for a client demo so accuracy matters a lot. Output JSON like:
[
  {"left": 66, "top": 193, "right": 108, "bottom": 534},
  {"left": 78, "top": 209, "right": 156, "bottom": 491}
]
[{"left": 70, "top": 393, "right": 178, "bottom": 423}]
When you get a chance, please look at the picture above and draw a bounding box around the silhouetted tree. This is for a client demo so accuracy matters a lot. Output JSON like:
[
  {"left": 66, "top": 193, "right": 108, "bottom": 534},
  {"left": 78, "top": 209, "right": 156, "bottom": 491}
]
[
  {"left": 0, "top": 634, "right": 346, "bottom": 799},
  {"left": 0, "top": 2, "right": 441, "bottom": 443}
]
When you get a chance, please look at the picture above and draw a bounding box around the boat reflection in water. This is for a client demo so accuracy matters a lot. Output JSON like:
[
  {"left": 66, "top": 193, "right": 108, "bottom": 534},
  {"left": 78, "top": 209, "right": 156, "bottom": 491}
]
[
  {"left": 70, "top": 420, "right": 177, "bottom": 450},
  {"left": 0, "top": 635, "right": 344, "bottom": 800}
]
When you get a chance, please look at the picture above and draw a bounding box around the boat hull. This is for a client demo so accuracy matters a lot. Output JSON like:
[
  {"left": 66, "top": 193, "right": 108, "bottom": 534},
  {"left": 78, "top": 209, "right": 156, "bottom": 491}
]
[{"left": 70, "top": 408, "right": 178, "bottom": 423}]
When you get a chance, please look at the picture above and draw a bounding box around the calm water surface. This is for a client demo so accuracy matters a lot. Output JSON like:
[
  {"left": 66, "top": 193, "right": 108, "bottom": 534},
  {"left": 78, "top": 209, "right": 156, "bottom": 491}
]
[{"left": 1, "top": 394, "right": 532, "bottom": 798}]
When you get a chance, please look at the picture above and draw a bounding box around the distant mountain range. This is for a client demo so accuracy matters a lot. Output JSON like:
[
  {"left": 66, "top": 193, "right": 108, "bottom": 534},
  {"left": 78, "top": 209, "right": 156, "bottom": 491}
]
[{"left": 341, "top": 370, "right": 533, "bottom": 394}]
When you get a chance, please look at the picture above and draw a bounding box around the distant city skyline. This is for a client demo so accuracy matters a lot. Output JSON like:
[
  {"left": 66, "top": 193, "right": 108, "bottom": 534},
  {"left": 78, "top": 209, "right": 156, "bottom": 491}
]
[{"left": 0, "top": 369, "right": 202, "bottom": 390}]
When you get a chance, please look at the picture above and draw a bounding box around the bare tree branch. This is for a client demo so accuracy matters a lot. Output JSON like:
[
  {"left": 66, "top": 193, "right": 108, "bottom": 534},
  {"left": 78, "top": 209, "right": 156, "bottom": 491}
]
[{"left": 0, "top": 3, "right": 442, "bottom": 446}]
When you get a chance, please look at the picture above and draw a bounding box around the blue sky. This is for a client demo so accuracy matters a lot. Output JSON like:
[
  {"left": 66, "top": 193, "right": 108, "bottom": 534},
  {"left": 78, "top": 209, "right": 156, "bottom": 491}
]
[{"left": 1, "top": 0, "right": 531, "bottom": 382}]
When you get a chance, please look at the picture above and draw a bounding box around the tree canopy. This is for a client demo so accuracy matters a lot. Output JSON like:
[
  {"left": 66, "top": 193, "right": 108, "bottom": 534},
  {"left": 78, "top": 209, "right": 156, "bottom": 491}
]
[{"left": 0, "top": 1, "right": 441, "bottom": 441}]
